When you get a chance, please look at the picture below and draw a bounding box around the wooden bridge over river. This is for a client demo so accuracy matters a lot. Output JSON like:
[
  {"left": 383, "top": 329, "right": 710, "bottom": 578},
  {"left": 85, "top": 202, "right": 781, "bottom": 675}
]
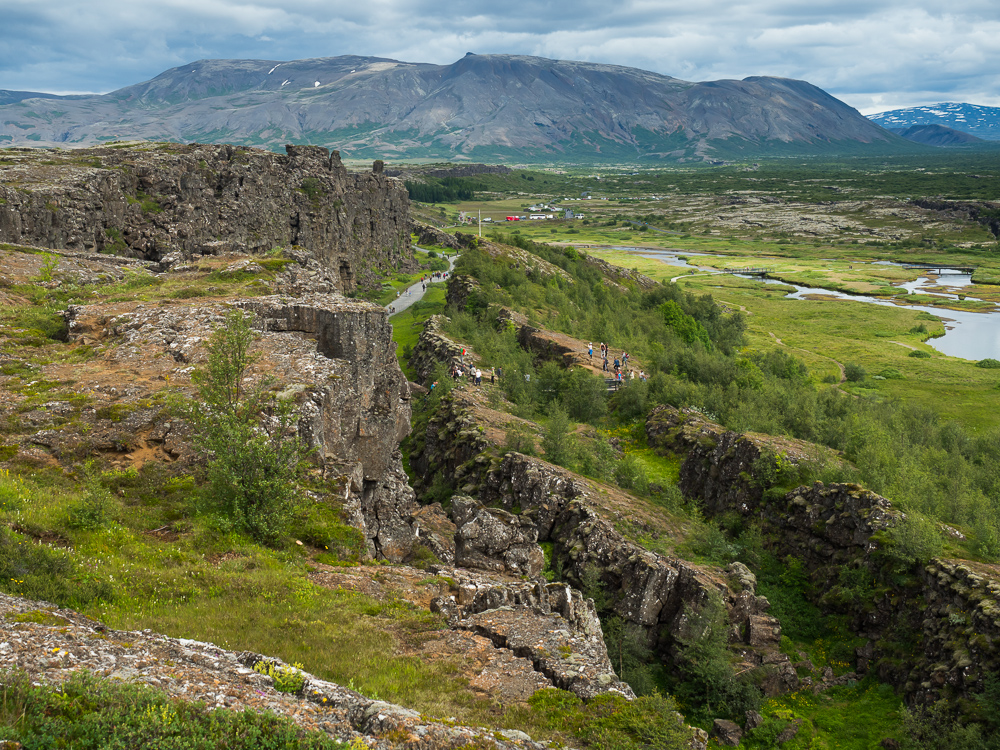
[
  {"left": 727, "top": 267, "right": 771, "bottom": 278},
  {"left": 903, "top": 264, "right": 975, "bottom": 274}
]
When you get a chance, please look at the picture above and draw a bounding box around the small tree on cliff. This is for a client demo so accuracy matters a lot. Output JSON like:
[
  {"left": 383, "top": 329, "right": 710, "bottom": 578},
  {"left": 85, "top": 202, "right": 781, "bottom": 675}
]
[{"left": 189, "top": 309, "right": 308, "bottom": 544}]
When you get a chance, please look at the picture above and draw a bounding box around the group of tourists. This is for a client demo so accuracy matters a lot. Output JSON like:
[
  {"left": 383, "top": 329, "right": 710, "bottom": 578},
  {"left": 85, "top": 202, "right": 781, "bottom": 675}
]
[
  {"left": 450, "top": 362, "right": 497, "bottom": 387},
  {"left": 589, "top": 341, "right": 645, "bottom": 389}
]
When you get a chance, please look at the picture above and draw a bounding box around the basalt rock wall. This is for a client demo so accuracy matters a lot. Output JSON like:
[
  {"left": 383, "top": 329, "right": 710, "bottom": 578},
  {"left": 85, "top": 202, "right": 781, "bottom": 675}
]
[
  {"left": 0, "top": 144, "right": 412, "bottom": 293},
  {"left": 63, "top": 292, "right": 416, "bottom": 562},
  {"left": 649, "top": 403, "right": 1000, "bottom": 705},
  {"left": 408, "top": 390, "right": 799, "bottom": 694}
]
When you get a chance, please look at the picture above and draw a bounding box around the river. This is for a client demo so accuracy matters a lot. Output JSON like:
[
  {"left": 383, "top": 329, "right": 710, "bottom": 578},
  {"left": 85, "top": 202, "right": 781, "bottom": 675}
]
[{"left": 614, "top": 247, "right": 1000, "bottom": 361}]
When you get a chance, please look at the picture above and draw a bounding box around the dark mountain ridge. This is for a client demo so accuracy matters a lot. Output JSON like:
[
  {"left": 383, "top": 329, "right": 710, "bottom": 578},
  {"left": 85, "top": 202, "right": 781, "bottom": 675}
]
[
  {"left": 891, "top": 123, "right": 984, "bottom": 147},
  {"left": 0, "top": 53, "right": 912, "bottom": 162}
]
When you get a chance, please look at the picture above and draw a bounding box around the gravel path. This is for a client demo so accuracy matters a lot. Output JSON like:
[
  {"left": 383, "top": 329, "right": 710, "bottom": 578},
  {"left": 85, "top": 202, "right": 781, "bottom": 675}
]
[{"left": 386, "top": 249, "right": 457, "bottom": 317}]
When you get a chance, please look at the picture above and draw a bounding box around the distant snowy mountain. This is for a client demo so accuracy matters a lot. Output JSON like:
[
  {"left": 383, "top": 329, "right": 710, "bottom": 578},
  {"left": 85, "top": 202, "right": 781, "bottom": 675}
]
[{"left": 868, "top": 103, "right": 1000, "bottom": 140}]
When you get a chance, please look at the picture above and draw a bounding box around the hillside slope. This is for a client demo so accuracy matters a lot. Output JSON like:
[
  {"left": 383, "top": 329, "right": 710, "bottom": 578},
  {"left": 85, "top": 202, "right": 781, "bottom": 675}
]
[{"left": 0, "top": 54, "right": 909, "bottom": 162}]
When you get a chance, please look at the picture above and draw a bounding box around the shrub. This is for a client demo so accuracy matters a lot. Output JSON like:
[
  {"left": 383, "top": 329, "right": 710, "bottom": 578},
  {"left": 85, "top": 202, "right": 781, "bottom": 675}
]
[
  {"left": 613, "top": 454, "right": 649, "bottom": 494},
  {"left": 529, "top": 688, "right": 692, "bottom": 750},
  {"left": 252, "top": 660, "right": 306, "bottom": 693},
  {"left": 503, "top": 420, "right": 537, "bottom": 456},
  {"left": 65, "top": 463, "right": 114, "bottom": 531},
  {"left": 188, "top": 310, "right": 309, "bottom": 545},
  {"left": 908, "top": 350, "right": 931, "bottom": 358},
  {"left": 884, "top": 512, "right": 944, "bottom": 569},
  {"left": 541, "top": 403, "right": 573, "bottom": 466},
  {"left": 0, "top": 527, "right": 111, "bottom": 608},
  {"left": 671, "top": 591, "right": 762, "bottom": 722},
  {"left": 976, "top": 358, "right": 1000, "bottom": 369},
  {"left": 843, "top": 363, "right": 866, "bottom": 382}
]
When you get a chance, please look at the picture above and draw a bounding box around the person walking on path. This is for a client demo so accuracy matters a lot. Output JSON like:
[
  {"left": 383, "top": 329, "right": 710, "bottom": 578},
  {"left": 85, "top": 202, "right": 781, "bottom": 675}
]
[{"left": 588, "top": 342, "right": 593, "bottom": 360}]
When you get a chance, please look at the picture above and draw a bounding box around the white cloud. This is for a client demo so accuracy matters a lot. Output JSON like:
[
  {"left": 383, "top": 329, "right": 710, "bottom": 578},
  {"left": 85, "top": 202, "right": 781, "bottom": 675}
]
[{"left": 0, "top": 0, "right": 998, "bottom": 114}]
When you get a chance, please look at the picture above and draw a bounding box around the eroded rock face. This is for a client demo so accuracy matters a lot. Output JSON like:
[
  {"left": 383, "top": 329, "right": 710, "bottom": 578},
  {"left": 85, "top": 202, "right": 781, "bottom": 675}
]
[
  {"left": 452, "top": 496, "right": 544, "bottom": 577},
  {"left": 408, "top": 314, "right": 474, "bottom": 385},
  {"left": 477, "top": 452, "right": 789, "bottom": 680},
  {"left": 0, "top": 144, "right": 412, "bottom": 293},
  {"left": 430, "top": 569, "right": 635, "bottom": 701},
  {"left": 409, "top": 396, "right": 798, "bottom": 693},
  {"left": 61, "top": 292, "right": 416, "bottom": 562},
  {"left": 653, "top": 404, "right": 1000, "bottom": 705}
]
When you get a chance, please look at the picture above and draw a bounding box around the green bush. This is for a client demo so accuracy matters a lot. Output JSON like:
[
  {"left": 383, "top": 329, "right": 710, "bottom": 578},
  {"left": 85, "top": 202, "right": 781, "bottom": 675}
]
[
  {"left": 844, "top": 362, "right": 866, "bottom": 382},
  {"left": 252, "top": 660, "right": 306, "bottom": 693},
  {"left": 503, "top": 420, "right": 538, "bottom": 456},
  {"left": 541, "top": 403, "right": 573, "bottom": 466},
  {"left": 613, "top": 453, "right": 649, "bottom": 494},
  {"left": 976, "top": 358, "right": 1000, "bottom": 369},
  {"left": 671, "top": 591, "right": 762, "bottom": 723},
  {"left": 528, "top": 688, "right": 692, "bottom": 750},
  {"left": 883, "top": 512, "right": 944, "bottom": 569},
  {"left": 908, "top": 349, "right": 931, "bottom": 358},
  {"left": 188, "top": 311, "right": 309, "bottom": 545},
  {"left": 65, "top": 465, "right": 114, "bottom": 531}
]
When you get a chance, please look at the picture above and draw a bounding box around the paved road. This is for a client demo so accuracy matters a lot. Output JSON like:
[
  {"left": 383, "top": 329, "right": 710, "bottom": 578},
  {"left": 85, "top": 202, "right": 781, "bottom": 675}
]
[{"left": 386, "top": 248, "right": 457, "bottom": 317}]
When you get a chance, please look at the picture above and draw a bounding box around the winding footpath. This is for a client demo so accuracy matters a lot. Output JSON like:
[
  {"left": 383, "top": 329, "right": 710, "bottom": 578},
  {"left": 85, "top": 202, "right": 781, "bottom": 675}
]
[{"left": 386, "top": 247, "right": 457, "bottom": 317}]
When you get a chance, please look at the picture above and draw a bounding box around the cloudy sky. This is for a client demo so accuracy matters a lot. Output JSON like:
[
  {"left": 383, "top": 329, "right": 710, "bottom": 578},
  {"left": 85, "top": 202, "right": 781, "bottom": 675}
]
[{"left": 2, "top": 0, "right": 998, "bottom": 114}]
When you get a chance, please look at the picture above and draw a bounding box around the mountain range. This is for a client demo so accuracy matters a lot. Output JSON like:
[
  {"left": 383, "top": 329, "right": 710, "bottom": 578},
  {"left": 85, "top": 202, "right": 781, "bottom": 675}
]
[
  {"left": 867, "top": 102, "right": 1000, "bottom": 141},
  {"left": 0, "top": 54, "right": 913, "bottom": 162}
]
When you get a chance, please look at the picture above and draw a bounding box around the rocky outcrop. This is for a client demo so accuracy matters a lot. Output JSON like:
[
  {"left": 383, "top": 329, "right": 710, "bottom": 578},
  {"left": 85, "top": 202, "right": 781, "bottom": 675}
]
[
  {"left": 58, "top": 292, "right": 417, "bottom": 562},
  {"left": 0, "top": 143, "right": 412, "bottom": 293},
  {"left": 413, "top": 223, "right": 464, "bottom": 251},
  {"left": 430, "top": 569, "right": 635, "bottom": 701},
  {"left": 647, "top": 403, "right": 835, "bottom": 515},
  {"left": 579, "top": 252, "right": 658, "bottom": 290},
  {"left": 653, "top": 404, "right": 1000, "bottom": 706},
  {"left": 452, "top": 495, "right": 544, "bottom": 577},
  {"left": 444, "top": 274, "right": 480, "bottom": 310},
  {"left": 408, "top": 390, "right": 798, "bottom": 694},
  {"left": 476, "top": 452, "right": 790, "bottom": 684},
  {"left": 0, "top": 591, "right": 552, "bottom": 750},
  {"left": 911, "top": 198, "right": 1000, "bottom": 239},
  {"left": 408, "top": 315, "right": 478, "bottom": 385}
]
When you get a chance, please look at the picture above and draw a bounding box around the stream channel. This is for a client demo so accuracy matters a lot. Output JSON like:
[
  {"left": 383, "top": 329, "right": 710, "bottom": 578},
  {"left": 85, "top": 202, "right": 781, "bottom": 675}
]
[{"left": 614, "top": 247, "right": 1000, "bottom": 361}]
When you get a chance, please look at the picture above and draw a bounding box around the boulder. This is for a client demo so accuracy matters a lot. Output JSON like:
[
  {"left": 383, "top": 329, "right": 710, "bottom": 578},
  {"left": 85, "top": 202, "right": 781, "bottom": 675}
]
[
  {"left": 453, "top": 496, "right": 544, "bottom": 577},
  {"left": 711, "top": 718, "right": 743, "bottom": 746}
]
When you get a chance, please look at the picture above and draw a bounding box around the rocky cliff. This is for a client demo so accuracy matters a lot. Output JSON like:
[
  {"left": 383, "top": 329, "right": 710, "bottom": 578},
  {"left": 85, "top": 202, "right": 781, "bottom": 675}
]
[
  {"left": 649, "top": 403, "right": 1000, "bottom": 705},
  {"left": 0, "top": 143, "right": 412, "bottom": 293},
  {"left": 0, "top": 243, "right": 418, "bottom": 562},
  {"left": 406, "top": 383, "right": 800, "bottom": 697}
]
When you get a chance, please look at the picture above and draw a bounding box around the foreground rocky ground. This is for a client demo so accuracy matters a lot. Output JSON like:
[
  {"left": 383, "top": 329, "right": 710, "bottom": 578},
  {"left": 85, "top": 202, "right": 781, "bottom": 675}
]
[{"left": 0, "top": 591, "right": 556, "bottom": 749}]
